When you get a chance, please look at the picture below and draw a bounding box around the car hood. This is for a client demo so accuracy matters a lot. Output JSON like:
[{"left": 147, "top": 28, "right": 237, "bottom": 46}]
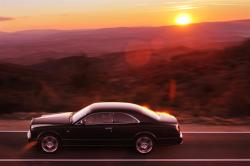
[
  {"left": 157, "top": 112, "right": 178, "bottom": 124},
  {"left": 32, "top": 112, "right": 72, "bottom": 125}
]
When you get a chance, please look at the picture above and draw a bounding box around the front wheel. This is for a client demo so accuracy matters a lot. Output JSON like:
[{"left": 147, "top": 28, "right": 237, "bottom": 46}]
[
  {"left": 39, "top": 134, "right": 60, "bottom": 153},
  {"left": 135, "top": 135, "right": 154, "bottom": 154}
]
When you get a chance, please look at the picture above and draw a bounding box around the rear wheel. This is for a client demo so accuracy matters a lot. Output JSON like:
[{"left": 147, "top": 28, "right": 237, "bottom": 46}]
[
  {"left": 39, "top": 134, "right": 60, "bottom": 153},
  {"left": 135, "top": 135, "right": 154, "bottom": 154}
]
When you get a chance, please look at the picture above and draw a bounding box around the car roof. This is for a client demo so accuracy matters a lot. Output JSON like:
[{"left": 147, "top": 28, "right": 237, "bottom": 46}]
[
  {"left": 90, "top": 102, "right": 141, "bottom": 110},
  {"left": 89, "top": 102, "right": 160, "bottom": 120}
]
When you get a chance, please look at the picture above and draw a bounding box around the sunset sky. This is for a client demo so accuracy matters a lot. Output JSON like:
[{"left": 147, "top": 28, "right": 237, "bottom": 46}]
[{"left": 1, "top": 0, "right": 250, "bottom": 32}]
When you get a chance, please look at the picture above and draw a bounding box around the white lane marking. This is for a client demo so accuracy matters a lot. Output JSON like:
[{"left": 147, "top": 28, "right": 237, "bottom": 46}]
[
  {"left": 0, "top": 130, "right": 28, "bottom": 133},
  {"left": 0, "top": 159, "right": 250, "bottom": 162},
  {"left": 1, "top": 131, "right": 250, "bottom": 134},
  {"left": 0, "top": 131, "right": 27, "bottom": 133},
  {"left": 183, "top": 132, "right": 250, "bottom": 134}
]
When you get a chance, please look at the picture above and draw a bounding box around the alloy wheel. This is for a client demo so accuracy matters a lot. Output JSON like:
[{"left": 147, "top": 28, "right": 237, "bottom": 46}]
[
  {"left": 136, "top": 136, "right": 153, "bottom": 154},
  {"left": 40, "top": 135, "right": 59, "bottom": 153}
]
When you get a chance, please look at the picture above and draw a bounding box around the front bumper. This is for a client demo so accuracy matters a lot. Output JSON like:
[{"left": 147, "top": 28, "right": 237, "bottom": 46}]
[
  {"left": 27, "top": 130, "right": 35, "bottom": 142},
  {"left": 27, "top": 130, "right": 31, "bottom": 141}
]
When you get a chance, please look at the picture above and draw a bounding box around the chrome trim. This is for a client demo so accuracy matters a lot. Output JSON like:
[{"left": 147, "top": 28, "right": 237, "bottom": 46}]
[{"left": 78, "top": 112, "right": 140, "bottom": 125}]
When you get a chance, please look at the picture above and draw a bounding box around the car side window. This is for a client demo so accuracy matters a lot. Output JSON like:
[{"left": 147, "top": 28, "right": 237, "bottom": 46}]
[
  {"left": 113, "top": 112, "right": 139, "bottom": 124},
  {"left": 84, "top": 112, "right": 113, "bottom": 125}
]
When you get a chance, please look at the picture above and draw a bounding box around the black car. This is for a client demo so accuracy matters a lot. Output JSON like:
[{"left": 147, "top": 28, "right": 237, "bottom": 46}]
[{"left": 27, "top": 102, "right": 183, "bottom": 154}]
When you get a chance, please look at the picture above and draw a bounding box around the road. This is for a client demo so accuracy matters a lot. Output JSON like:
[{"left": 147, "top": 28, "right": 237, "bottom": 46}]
[{"left": 0, "top": 131, "right": 250, "bottom": 166}]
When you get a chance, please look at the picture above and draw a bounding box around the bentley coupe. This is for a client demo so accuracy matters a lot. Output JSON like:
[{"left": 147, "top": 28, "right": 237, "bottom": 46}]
[{"left": 27, "top": 102, "right": 183, "bottom": 154}]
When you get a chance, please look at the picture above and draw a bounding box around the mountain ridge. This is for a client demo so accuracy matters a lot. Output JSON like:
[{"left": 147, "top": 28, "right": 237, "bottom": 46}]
[{"left": 1, "top": 19, "right": 250, "bottom": 65}]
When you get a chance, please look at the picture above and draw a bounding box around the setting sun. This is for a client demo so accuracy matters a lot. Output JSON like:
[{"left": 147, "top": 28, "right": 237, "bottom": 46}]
[{"left": 175, "top": 14, "right": 192, "bottom": 26}]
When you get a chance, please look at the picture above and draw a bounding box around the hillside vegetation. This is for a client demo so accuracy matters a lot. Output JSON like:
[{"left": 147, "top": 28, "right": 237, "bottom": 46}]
[{"left": 0, "top": 39, "right": 250, "bottom": 118}]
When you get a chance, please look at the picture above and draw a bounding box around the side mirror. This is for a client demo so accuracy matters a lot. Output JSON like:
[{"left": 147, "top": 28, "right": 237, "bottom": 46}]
[
  {"left": 82, "top": 119, "right": 86, "bottom": 125},
  {"left": 75, "top": 119, "right": 86, "bottom": 125}
]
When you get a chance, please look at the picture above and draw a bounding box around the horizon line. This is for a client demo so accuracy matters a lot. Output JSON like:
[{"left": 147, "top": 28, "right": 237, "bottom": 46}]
[{"left": 1, "top": 18, "right": 250, "bottom": 33}]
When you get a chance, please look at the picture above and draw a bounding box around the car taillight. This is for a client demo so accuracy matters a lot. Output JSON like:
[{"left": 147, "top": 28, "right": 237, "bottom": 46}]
[{"left": 176, "top": 124, "right": 180, "bottom": 132}]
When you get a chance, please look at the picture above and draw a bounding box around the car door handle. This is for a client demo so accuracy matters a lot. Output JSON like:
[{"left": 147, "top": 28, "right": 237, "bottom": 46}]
[{"left": 105, "top": 127, "right": 112, "bottom": 130}]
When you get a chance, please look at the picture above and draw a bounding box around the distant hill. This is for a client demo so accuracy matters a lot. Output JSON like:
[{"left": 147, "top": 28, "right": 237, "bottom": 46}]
[
  {"left": 0, "top": 39, "right": 249, "bottom": 117},
  {"left": 1, "top": 19, "right": 250, "bottom": 65}
]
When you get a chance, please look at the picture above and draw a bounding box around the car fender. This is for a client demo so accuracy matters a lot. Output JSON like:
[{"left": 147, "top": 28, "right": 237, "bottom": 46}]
[
  {"left": 134, "top": 131, "right": 157, "bottom": 142},
  {"left": 37, "top": 130, "right": 61, "bottom": 142}
]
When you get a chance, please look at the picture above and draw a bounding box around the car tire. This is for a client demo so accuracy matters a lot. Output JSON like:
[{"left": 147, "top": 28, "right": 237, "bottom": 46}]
[
  {"left": 39, "top": 134, "right": 61, "bottom": 153},
  {"left": 135, "top": 135, "right": 154, "bottom": 154}
]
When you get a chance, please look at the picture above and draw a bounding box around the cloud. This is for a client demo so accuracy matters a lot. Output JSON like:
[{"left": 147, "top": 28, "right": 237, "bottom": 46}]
[
  {"left": 0, "top": 16, "right": 14, "bottom": 22},
  {"left": 172, "top": 5, "right": 200, "bottom": 10}
]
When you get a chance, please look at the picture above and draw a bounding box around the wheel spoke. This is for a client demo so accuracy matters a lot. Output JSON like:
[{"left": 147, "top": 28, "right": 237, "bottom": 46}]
[
  {"left": 41, "top": 136, "right": 59, "bottom": 153},
  {"left": 136, "top": 136, "right": 153, "bottom": 154}
]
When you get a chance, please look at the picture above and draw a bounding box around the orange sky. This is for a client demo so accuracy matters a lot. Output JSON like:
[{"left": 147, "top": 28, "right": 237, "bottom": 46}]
[{"left": 0, "top": 0, "right": 250, "bottom": 32}]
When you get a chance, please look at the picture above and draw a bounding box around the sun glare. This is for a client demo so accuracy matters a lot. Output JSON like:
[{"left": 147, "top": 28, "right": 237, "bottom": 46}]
[{"left": 175, "top": 13, "right": 192, "bottom": 26}]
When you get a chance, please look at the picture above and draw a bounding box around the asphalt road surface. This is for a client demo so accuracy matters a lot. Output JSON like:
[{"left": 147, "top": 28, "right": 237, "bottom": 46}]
[{"left": 0, "top": 131, "right": 250, "bottom": 166}]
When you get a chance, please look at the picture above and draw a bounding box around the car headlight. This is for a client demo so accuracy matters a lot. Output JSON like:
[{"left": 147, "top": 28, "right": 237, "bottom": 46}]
[{"left": 27, "top": 130, "right": 31, "bottom": 139}]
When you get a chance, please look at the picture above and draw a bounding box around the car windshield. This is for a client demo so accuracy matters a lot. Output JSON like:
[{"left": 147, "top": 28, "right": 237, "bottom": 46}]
[{"left": 71, "top": 106, "right": 91, "bottom": 123}]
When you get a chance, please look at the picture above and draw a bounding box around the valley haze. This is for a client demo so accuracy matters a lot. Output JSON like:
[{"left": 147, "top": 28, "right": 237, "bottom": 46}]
[{"left": 0, "top": 19, "right": 250, "bottom": 65}]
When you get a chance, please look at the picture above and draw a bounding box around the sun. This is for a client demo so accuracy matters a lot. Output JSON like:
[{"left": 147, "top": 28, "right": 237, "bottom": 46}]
[{"left": 175, "top": 13, "right": 192, "bottom": 26}]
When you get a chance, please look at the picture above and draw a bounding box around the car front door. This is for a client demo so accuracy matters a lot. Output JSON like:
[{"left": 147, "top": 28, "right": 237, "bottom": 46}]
[{"left": 65, "top": 112, "right": 114, "bottom": 146}]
